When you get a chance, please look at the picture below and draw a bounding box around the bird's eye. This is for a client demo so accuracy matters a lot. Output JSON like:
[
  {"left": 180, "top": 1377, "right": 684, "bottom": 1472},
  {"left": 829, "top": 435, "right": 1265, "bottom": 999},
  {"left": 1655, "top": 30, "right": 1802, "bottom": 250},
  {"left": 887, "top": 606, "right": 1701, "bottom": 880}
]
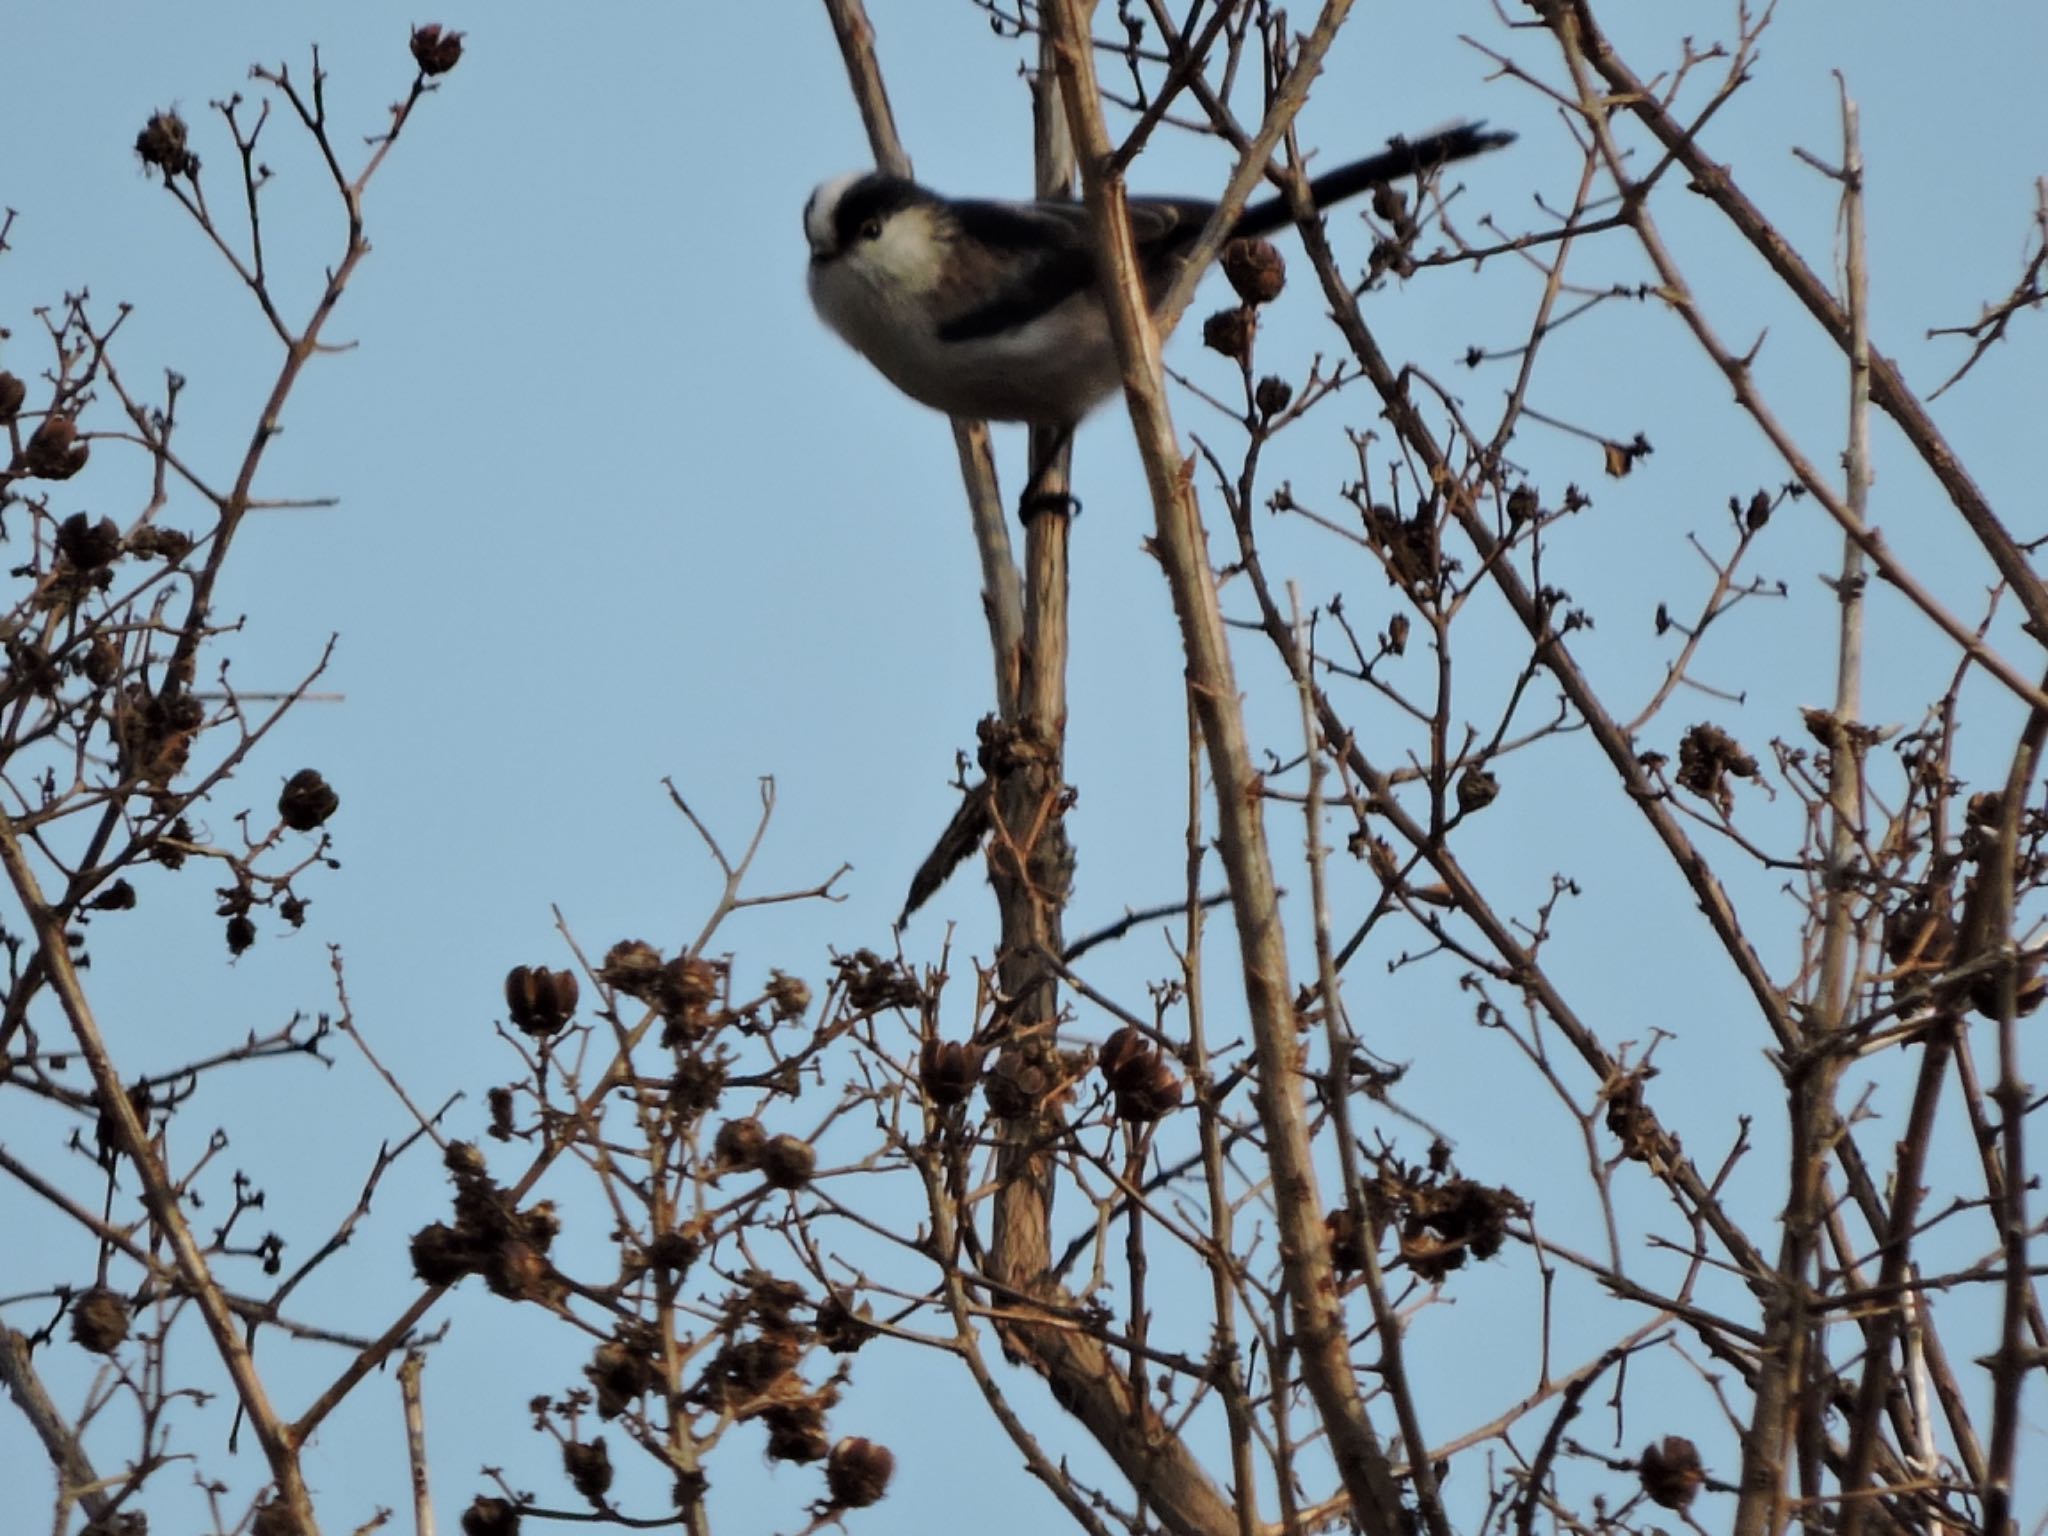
[{"left": 859, "top": 217, "right": 883, "bottom": 242}]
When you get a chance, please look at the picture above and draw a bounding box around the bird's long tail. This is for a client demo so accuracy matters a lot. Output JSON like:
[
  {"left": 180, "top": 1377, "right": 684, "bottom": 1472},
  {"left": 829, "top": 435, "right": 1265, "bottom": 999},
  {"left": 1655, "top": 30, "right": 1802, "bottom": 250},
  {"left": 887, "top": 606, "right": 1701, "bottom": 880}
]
[{"left": 1234, "top": 122, "right": 1514, "bottom": 239}]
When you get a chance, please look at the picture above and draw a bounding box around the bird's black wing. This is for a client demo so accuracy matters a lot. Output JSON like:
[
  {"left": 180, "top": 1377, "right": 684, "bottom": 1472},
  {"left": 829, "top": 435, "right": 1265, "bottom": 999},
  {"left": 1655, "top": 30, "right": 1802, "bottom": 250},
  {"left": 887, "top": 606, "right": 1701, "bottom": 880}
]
[{"left": 936, "top": 196, "right": 1215, "bottom": 342}]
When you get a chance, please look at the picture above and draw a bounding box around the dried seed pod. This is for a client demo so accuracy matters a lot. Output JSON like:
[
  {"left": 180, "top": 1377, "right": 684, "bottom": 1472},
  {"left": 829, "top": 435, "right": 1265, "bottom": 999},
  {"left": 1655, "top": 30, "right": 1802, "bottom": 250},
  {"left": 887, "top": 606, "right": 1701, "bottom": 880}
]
[
  {"left": 487, "top": 1086, "right": 516, "bottom": 1140},
  {"left": 70, "top": 1287, "right": 130, "bottom": 1354},
  {"left": 410, "top": 23, "right": 465, "bottom": 74},
  {"left": 56, "top": 513, "right": 122, "bottom": 573},
  {"left": 1506, "top": 484, "right": 1539, "bottom": 523},
  {"left": 669, "top": 1054, "right": 727, "bottom": 1116},
  {"left": 460, "top": 1497, "right": 521, "bottom": 1536},
  {"left": 504, "top": 965, "right": 579, "bottom": 1038},
  {"left": 646, "top": 1228, "right": 701, "bottom": 1278},
  {"left": 1202, "top": 305, "right": 1255, "bottom": 363},
  {"left": 1222, "top": 237, "right": 1286, "bottom": 304},
  {"left": 918, "top": 1038, "right": 983, "bottom": 1106},
  {"left": 1324, "top": 1206, "right": 1368, "bottom": 1274},
  {"left": 1638, "top": 1435, "right": 1705, "bottom": 1510},
  {"left": 410, "top": 1221, "right": 479, "bottom": 1285},
  {"left": 826, "top": 1436, "right": 896, "bottom": 1508},
  {"left": 0, "top": 371, "right": 25, "bottom": 421},
  {"left": 765, "top": 970, "right": 812, "bottom": 1020},
  {"left": 1455, "top": 766, "right": 1499, "bottom": 813},
  {"left": 816, "top": 1294, "right": 877, "bottom": 1353},
  {"left": 759, "top": 1134, "right": 817, "bottom": 1190},
  {"left": 225, "top": 914, "right": 257, "bottom": 956},
  {"left": 597, "top": 939, "right": 664, "bottom": 999},
  {"left": 483, "top": 1237, "right": 562, "bottom": 1305},
  {"left": 714, "top": 1116, "right": 767, "bottom": 1171},
  {"left": 23, "top": 415, "right": 89, "bottom": 479},
  {"left": 1099, "top": 1027, "right": 1183, "bottom": 1121},
  {"left": 983, "top": 1045, "right": 1053, "bottom": 1118},
  {"left": 835, "top": 949, "right": 922, "bottom": 1011},
  {"left": 587, "top": 1336, "right": 660, "bottom": 1419},
  {"left": 135, "top": 109, "right": 198, "bottom": 178},
  {"left": 1254, "top": 374, "right": 1293, "bottom": 416},
  {"left": 278, "top": 768, "right": 340, "bottom": 831},
  {"left": 1114, "top": 1054, "right": 1183, "bottom": 1121},
  {"left": 563, "top": 1438, "right": 614, "bottom": 1502},
  {"left": 763, "top": 1404, "right": 831, "bottom": 1463}
]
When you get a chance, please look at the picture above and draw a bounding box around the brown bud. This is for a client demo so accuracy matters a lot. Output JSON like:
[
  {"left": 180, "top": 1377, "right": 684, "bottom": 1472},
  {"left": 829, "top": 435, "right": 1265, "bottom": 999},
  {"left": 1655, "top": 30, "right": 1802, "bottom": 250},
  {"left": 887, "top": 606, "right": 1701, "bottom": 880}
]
[
  {"left": 826, "top": 1436, "right": 896, "bottom": 1508},
  {"left": 505, "top": 965, "right": 579, "bottom": 1038},
  {"left": 461, "top": 1497, "right": 521, "bottom": 1536},
  {"left": 410, "top": 24, "right": 465, "bottom": 75},
  {"left": 597, "top": 939, "right": 664, "bottom": 999},
  {"left": 70, "top": 1287, "right": 130, "bottom": 1354},
  {"left": 0, "top": 371, "right": 25, "bottom": 421},
  {"left": 919, "top": 1038, "right": 983, "bottom": 1106},
  {"left": 410, "top": 1222, "right": 478, "bottom": 1285},
  {"left": 760, "top": 1133, "right": 817, "bottom": 1190},
  {"left": 1254, "top": 374, "right": 1293, "bottom": 417},
  {"left": 1222, "top": 237, "right": 1286, "bottom": 304},
  {"left": 278, "top": 767, "right": 340, "bottom": 831},
  {"left": 564, "top": 1437, "right": 614, "bottom": 1502},
  {"left": 1638, "top": 1435, "right": 1705, "bottom": 1510},
  {"left": 714, "top": 1116, "right": 767, "bottom": 1171},
  {"left": 1202, "top": 305, "right": 1255, "bottom": 363}
]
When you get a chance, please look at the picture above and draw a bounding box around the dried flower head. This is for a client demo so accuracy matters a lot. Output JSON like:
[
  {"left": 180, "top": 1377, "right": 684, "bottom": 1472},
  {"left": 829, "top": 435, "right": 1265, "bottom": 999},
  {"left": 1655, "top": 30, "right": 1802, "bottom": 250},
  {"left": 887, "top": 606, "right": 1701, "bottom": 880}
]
[
  {"left": 1222, "top": 237, "right": 1286, "bottom": 304},
  {"left": 410, "top": 24, "right": 465, "bottom": 75},
  {"left": 70, "top": 1287, "right": 130, "bottom": 1354},
  {"left": 826, "top": 1436, "right": 896, "bottom": 1508},
  {"left": 504, "top": 965, "right": 579, "bottom": 1038},
  {"left": 1202, "top": 305, "right": 1255, "bottom": 363},
  {"left": 1638, "top": 1435, "right": 1705, "bottom": 1510},
  {"left": 135, "top": 109, "right": 199, "bottom": 179},
  {"left": 759, "top": 1133, "right": 817, "bottom": 1190}
]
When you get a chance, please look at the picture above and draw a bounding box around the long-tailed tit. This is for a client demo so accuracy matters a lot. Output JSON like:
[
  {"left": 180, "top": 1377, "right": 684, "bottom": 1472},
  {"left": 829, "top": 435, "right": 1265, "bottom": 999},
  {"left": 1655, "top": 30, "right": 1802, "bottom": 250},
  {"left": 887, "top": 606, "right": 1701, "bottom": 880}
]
[{"left": 804, "top": 123, "right": 1513, "bottom": 433}]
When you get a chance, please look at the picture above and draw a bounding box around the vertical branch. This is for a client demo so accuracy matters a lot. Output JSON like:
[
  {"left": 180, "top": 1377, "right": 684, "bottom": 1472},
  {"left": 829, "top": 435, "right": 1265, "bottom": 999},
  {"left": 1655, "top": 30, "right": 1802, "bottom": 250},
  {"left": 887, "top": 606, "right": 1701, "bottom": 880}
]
[
  {"left": 1179, "top": 688, "right": 1260, "bottom": 1536},
  {"left": 398, "top": 1351, "right": 434, "bottom": 1536},
  {"left": 1039, "top": 6, "right": 1406, "bottom": 1534},
  {"left": 819, "top": 0, "right": 1025, "bottom": 714},
  {"left": 0, "top": 809, "right": 315, "bottom": 1526}
]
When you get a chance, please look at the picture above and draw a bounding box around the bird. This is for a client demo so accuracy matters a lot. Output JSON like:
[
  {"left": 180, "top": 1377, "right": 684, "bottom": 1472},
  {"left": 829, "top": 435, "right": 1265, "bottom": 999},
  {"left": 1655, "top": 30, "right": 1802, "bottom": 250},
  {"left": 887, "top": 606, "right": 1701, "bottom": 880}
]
[{"left": 803, "top": 122, "right": 1513, "bottom": 445}]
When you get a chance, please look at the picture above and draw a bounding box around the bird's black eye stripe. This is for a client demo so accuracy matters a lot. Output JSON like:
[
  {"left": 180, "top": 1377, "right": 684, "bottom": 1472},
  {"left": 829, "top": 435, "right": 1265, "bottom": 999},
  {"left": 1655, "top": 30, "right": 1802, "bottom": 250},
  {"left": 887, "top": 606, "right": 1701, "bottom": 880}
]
[{"left": 832, "top": 175, "right": 928, "bottom": 254}]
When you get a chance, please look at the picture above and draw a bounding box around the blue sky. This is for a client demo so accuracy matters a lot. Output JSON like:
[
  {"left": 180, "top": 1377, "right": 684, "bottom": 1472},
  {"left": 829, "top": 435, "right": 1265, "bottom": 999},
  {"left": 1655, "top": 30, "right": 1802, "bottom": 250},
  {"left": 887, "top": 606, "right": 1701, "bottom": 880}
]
[{"left": 3, "top": 2, "right": 2046, "bottom": 1531}]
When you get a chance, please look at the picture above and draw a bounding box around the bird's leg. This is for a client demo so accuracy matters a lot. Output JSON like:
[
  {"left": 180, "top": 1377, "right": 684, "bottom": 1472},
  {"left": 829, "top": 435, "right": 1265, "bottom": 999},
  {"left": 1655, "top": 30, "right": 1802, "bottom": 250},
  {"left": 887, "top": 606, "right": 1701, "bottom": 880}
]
[{"left": 1019, "top": 422, "right": 1080, "bottom": 522}]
